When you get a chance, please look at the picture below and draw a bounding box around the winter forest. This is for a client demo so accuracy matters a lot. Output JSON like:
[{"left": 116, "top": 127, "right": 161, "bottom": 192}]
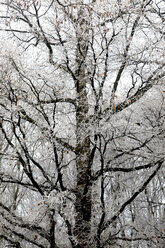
[{"left": 0, "top": 0, "right": 165, "bottom": 247}]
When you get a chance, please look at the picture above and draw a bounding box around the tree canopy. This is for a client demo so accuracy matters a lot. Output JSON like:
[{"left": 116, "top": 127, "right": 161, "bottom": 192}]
[{"left": 0, "top": 0, "right": 165, "bottom": 247}]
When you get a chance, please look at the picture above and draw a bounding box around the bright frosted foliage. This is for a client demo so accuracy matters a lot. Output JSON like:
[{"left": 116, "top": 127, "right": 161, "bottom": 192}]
[{"left": 0, "top": 0, "right": 165, "bottom": 247}]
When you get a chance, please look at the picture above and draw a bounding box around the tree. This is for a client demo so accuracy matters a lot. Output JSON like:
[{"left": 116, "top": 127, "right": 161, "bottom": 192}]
[{"left": 0, "top": 0, "right": 165, "bottom": 247}]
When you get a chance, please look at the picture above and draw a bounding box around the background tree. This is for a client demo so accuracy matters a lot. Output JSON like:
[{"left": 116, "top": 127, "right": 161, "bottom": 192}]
[{"left": 0, "top": 0, "right": 165, "bottom": 247}]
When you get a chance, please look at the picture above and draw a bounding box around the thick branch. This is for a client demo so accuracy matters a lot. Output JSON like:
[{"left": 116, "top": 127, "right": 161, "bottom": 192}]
[
  {"left": 102, "top": 160, "right": 163, "bottom": 231},
  {"left": 92, "top": 159, "right": 164, "bottom": 181}
]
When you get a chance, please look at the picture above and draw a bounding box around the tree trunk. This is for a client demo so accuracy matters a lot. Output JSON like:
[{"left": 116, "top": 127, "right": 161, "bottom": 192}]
[{"left": 73, "top": 5, "right": 92, "bottom": 247}]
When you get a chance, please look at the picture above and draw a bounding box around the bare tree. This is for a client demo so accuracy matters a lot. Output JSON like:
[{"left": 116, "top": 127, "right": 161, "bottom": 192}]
[{"left": 0, "top": 0, "right": 165, "bottom": 247}]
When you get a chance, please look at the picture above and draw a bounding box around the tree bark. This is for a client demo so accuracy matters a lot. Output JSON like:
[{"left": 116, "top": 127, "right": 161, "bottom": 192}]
[{"left": 73, "top": 5, "right": 92, "bottom": 247}]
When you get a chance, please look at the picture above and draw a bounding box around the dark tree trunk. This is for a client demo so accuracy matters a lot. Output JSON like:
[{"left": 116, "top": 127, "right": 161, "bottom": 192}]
[{"left": 73, "top": 6, "right": 92, "bottom": 247}]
